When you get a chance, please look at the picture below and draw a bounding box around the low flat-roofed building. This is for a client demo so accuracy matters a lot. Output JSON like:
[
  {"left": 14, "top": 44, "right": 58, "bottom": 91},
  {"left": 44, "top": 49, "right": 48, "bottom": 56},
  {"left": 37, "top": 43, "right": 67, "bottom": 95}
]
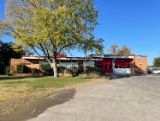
[{"left": 10, "top": 54, "right": 148, "bottom": 75}]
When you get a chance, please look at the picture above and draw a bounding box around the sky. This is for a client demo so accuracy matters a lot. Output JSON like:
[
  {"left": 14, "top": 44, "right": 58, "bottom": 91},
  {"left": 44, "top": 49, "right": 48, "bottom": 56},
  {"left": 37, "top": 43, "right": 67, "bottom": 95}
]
[{"left": 0, "top": 0, "right": 160, "bottom": 65}]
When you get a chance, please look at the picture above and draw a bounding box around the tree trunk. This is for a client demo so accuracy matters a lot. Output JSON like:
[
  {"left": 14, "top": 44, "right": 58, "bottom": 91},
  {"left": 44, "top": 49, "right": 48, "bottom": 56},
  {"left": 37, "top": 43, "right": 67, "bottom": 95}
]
[
  {"left": 46, "top": 58, "right": 58, "bottom": 78},
  {"left": 84, "top": 52, "right": 87, "bottom": 73},
  {"left": 52, "top": 58, "right": 58, "bottom": 78}
]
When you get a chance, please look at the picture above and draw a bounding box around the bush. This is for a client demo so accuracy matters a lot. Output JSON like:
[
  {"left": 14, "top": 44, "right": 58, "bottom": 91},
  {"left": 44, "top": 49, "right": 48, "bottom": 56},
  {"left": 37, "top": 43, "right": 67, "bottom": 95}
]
[
  {"left": 16, "top": 64, "right": 25, "bottom": 73},
  {"left": 5, "top": 66, "right": 11, "bottom": 76},
  {"left": 58, "top": 66, "right": 66, "bottom": 73},
  {"left": 0, "top": 64, "right": 5, "bottom": 74},
  {"left": 40, "top": 63, "right": 53, "bottom": 75},
  {"left": 31, "top": 68, "right": 39, "bottom": 76},
  {"left": 135, "top": 68, "right": 143, "bottom": 75},
  {"left": 86, "top": 66, "right": 101, "bottom": 74},
  {"left": 65, "top": 67, "right": 78, "bottom": 77},
  {"left": 70, "top": 66, "right": 78, "bottom": 76},
  {"left": 79, "top": 66, "right": 101, "bottom": 78}
]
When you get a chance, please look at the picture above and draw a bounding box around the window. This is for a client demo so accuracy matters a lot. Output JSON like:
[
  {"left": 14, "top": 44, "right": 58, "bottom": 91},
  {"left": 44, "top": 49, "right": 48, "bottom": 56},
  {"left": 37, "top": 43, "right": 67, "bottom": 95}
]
[{"left": 138, "top": 57, "right": 142, "bottom": 64}]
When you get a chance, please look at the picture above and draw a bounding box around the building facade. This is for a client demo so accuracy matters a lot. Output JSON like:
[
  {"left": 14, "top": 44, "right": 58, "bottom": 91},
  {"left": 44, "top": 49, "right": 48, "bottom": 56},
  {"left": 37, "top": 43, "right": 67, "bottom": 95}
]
[
  {"left": 10, "top": 54, "right": 148, "bottom": 75},
  {"left": 90, "top": 54, "right": 148, "bottom": 75}
]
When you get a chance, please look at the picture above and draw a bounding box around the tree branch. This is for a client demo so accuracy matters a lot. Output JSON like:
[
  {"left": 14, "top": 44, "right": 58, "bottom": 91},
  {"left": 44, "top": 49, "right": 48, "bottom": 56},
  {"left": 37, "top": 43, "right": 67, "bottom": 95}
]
[
  {"left": 38, "top": 43, "right": 50, "bottom": 58},
  {"left": 58, "top": 43, "right": 74, "bottom": 54},
  {"left": 28, "top": 44, "right": 42, "bottom": 57}
]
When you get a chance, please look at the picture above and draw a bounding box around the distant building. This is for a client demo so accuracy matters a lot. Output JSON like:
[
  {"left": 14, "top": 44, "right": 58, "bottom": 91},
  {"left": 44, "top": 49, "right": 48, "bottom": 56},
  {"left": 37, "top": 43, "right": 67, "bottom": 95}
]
[{"left": 10, "top": 54, "right": 148, "bottom": 75}]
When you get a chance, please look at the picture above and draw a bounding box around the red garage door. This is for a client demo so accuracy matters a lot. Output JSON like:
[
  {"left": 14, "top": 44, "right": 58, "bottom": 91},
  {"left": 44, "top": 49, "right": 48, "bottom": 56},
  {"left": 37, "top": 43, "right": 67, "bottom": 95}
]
[
  {"left": 115, "top": 59, "right": 132, "bottom": 68},
  {"left": 96, "top": 59, "right": 113, "bottom": 74}
]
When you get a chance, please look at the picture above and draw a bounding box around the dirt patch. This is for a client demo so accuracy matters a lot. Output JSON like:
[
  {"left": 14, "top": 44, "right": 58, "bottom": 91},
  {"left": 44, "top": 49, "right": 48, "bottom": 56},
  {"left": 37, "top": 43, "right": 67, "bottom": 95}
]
[{"left": 0, "top": 88, "right": 76, "bottom": 121}]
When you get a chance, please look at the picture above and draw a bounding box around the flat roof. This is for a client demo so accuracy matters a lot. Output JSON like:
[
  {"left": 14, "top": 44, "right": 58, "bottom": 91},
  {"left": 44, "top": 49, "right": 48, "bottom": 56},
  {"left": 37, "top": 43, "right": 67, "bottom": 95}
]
[
  {"left": 22, "top": 56, "right": 102, "bottom": 61},
  {"left": 22, "top": 56, "right": 133, "bottom": 61},
  {"left": 89, "top": 54, "right": 147, "bottom": 58}
]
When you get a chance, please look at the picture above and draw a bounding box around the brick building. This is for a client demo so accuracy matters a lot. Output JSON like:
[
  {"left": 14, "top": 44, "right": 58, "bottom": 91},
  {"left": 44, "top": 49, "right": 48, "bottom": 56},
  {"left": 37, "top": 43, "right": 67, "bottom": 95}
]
[
  {"left": 90, "top": 54, "right": 148, "bottom": 75},
  {"left": 10, "top": 54, "right": 148, "bottom": 75}
]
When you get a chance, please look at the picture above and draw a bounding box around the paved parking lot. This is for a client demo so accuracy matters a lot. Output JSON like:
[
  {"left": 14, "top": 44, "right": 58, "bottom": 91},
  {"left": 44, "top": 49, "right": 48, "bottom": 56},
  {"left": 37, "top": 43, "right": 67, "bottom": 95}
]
[{"left": 28, "top": 75, "right": 160, "bottom": 121}]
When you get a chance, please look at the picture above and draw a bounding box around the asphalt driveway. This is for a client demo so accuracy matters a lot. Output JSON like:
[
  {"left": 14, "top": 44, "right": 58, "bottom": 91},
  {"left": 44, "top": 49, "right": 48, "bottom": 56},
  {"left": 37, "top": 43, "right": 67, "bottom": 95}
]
[{"left": 27, "top": 75, "right": 160, "bottom": 121}]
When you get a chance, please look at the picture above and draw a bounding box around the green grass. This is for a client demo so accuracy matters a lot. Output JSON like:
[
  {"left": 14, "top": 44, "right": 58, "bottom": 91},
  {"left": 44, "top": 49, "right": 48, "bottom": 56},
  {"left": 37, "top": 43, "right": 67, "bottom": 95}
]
[
  {"left": 0, "top": 76, "right": 94, "bottom": 90},
  {"left": 0, "top": 75, "right": 102, "bottom": 115}
]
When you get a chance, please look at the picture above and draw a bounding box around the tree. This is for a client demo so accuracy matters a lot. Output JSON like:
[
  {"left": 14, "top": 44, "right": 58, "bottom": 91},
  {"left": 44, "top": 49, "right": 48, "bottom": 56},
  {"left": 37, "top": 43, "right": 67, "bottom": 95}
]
[
  {"left": 118, "top": 45, "right": 131, "bottom": 55},
  {"left": 118, "top": 45, "right": 131, "bottom": 56},
  {"left": 108, "top": 44, "right": 131, "bottom": 56},
  {"left": 81, "top": 37, "right": 103, "bottom": 72},
  {"left": 0, "top": 0, "right": 103, "bottom": 78},
  {"left": 0, "top": 41, "right": 3, "bottom": 46},
  {"left": 0, "top": 41, "right": 24, "bottom": 74},
  {"left": 108, "top": 44, "right": 119, "bottom": 55},
  {"left": 153, "top": 57, "right": 160, "bottom": 67}
]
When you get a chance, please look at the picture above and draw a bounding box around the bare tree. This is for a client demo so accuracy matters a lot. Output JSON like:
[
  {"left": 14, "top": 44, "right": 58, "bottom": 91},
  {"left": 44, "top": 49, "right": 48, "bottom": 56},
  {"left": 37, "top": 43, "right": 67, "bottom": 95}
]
[
  {"left": 118, "top": 45, "right": 131, "bottom": 55},
  {"left": 108, "top": 44, "right": 119, "bottom": 55}
]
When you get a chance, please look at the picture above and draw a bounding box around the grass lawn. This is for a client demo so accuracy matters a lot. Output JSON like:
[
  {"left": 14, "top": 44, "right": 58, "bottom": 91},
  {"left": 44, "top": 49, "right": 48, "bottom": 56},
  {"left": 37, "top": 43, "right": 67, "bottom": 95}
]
[{"left": 0, "top": 75, "right": 105, "bottom": 116}]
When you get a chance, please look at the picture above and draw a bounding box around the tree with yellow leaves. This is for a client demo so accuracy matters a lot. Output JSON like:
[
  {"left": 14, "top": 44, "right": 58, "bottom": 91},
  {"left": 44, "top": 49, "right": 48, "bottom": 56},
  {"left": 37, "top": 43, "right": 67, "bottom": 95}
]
[{"left": 0, "top": 0, "right": 103, "bottom": 78}]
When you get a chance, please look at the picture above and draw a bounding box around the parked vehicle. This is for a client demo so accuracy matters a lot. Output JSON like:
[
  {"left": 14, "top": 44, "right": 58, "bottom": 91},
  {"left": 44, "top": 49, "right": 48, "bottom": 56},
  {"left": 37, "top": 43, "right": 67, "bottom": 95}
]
[
  {"left": 152, "top": 69, "right": 160, "bottom": 74},
  {"left": 148, "top": 67, "right": 160, "bottom": 74}
]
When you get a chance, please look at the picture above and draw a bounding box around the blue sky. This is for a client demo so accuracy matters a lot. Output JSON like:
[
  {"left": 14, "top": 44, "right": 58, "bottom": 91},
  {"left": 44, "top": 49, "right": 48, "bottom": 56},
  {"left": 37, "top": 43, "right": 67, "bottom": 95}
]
[{"left": 0, "top": 0, "right": 160, "bottom": 65}]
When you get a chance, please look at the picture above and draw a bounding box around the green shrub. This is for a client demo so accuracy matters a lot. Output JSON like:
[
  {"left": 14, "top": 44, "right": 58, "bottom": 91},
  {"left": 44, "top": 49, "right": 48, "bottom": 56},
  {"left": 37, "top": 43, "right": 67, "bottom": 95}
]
[
  {"left": 40, "top": 63, "right": 53, "bottom": 75},
  {"left": 58, "top": 66, "right": 66, "bottom": 73},
  {"left": 65, "top": 67, "right": 78, "bottom": 76},
  {"left": 64, "top": 68, "right": 71, "bottom": 73},
  {"left": 135, "top": 68, "right": 143, "bottom": 74},
  {"left": 86, "top": 66, "right": 101, "bottom": 74},
  {"left": 16, "top": 64, "right": 25, "bottom": 73},
  {"left": 5, "top": 66, "right": 10, "bottom": 76},
  {"left": 70, "top": 66, "right": 78, "bottom": 76},
  {"left": 31, "top": 68, "right": 39, "bottom": 76}
]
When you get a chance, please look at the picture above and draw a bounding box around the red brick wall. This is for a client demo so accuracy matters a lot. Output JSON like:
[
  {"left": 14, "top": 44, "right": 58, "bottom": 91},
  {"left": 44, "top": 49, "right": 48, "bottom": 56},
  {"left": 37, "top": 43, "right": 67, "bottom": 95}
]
[
  {"left": 132, "top": 55, "right": 148, "bottom": 74},
  {"left": 10, "top": 59, "right": 40, "bottom": 74}
]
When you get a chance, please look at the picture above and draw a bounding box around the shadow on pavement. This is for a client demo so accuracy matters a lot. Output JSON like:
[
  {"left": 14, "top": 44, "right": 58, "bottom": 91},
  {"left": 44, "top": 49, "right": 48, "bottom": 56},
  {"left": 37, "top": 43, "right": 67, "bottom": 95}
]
[{"left": 1, "top": 88, "right": 76, "bottom": 121}]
